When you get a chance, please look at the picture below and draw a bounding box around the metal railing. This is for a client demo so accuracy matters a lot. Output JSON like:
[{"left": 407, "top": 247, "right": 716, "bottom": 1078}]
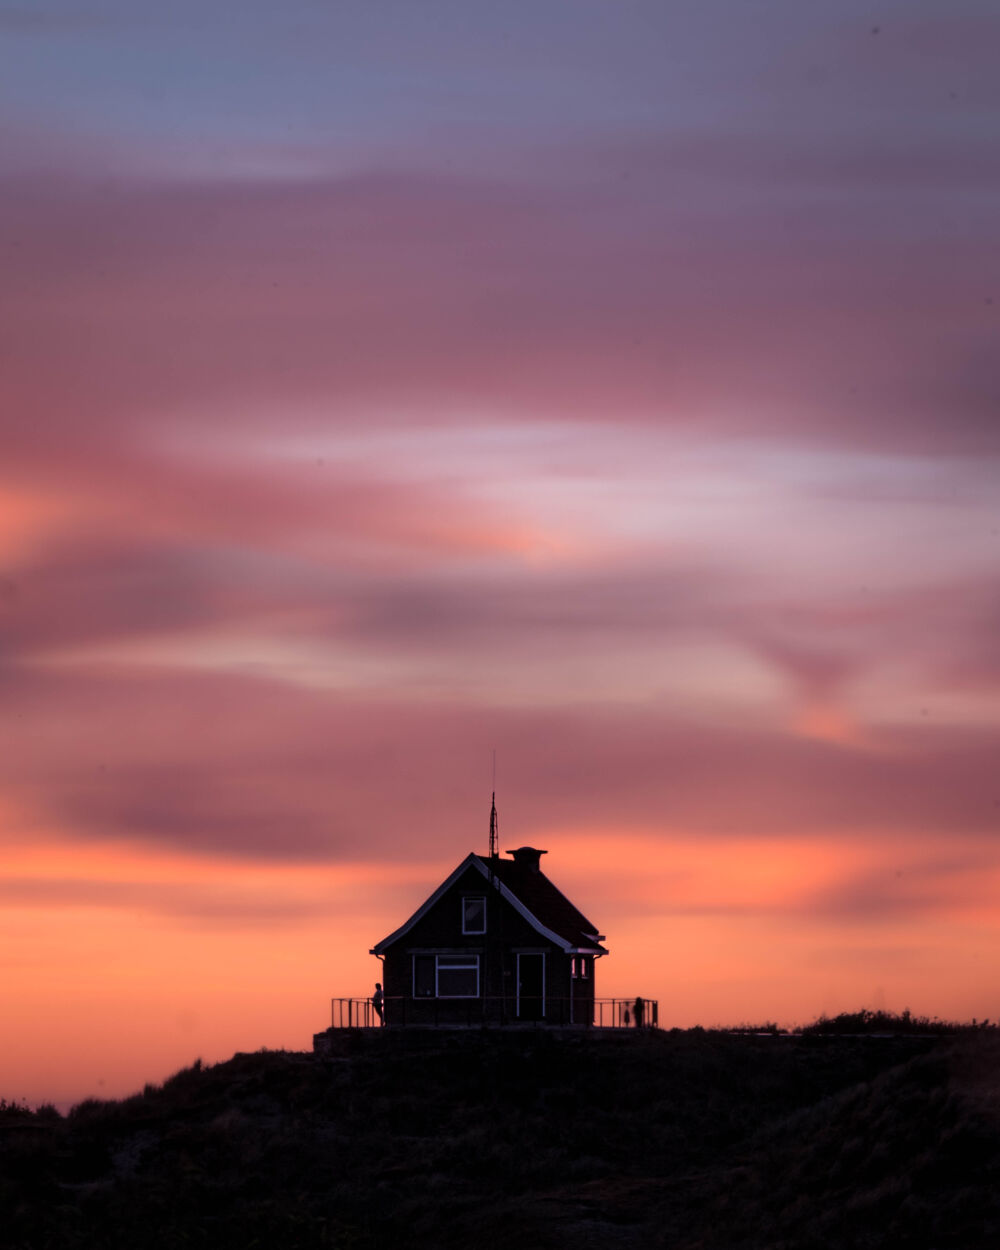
[{"left": 330, "top": 996, "right": 658, "bottom": 1030}]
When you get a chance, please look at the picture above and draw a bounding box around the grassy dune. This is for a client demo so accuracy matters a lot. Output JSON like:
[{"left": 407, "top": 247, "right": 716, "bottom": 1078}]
[{"left": 2, "top": 1029, "right": 998, "bottom": 1248}]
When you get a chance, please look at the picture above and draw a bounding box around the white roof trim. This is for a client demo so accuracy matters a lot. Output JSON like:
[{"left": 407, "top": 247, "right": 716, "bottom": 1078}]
[
  {"left": 370, "top": 853, "right": 482, "bottom": 954},
  {"left": 370, "top": 853, "right": 591, "bottom": 955},
  {"left": 467, "top": 856, "right": 575, "bottom": 953}
]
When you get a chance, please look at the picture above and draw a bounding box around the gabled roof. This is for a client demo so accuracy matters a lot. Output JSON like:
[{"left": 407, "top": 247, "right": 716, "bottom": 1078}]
[
  {"left": 370, "top": 852, "right": 608, "bottom": 956},
  {"left": 489, "top": 855, "right": 606, "bottom": 953}
]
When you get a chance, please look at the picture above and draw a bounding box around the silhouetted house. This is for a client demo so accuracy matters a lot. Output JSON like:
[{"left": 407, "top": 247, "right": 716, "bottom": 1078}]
[{"left": 370, "top": 847, "right": 607, "bottom": 1026}]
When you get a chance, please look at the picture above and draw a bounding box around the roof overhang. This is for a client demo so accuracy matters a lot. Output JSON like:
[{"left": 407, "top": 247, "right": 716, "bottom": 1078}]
[
  {"left": 370, "top": 853, "right": 483, "bottom": 955},
  {"left": 370, "top": 853, "right": 604, "bottom": 956}
]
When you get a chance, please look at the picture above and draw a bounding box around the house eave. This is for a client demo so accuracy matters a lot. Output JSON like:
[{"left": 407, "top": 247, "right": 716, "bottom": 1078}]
[
  {"left": 370, "top": 851, "right": 604, "bottom": 958},
  {"left": 370, "top": 853, "right": 484, "bottom": 955},
  {"left": 468, "top": 856, "right": 578, "bottom": 953}
]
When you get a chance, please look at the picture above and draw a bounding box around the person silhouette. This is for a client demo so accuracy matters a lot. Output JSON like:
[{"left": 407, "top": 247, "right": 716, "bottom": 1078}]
[
  {"left": 372, "top": 982, "right": 384, "bottom": 1027},
  {"left": 633, "top": 996, "right": 644, "bottom": 1029}
]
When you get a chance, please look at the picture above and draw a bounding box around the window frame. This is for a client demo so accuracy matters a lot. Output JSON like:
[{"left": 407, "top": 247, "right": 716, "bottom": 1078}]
[
  {"left": 436, "top": 954, "right": 480, "bottom": 998},
  {"left": 412, "top": 954, "right": 436, "bottom": 998},
  {"left": 461, "top": 895, "right": 486, "bottom": 935},
  {"left": 411, "top": 953, "right": 481, "bottom": 999}
]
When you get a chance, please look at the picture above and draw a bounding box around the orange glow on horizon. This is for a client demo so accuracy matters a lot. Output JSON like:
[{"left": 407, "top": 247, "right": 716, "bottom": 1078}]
[{"left": 3, "top": 823, "right": 998, "bottom": 1109}]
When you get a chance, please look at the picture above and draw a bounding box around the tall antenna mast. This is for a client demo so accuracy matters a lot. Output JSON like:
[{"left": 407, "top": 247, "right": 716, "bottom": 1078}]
[
  {"left": 489, "top": 750, "right": 498, "bottom": 860},
  {"left": 485, "top": 752, "right": 501, "bottom": 1024}
]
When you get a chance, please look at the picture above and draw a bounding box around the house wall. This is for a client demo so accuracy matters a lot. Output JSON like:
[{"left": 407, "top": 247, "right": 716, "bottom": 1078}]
[{"left": 379, "top": 864, "right": 588, "bottom": 1024}]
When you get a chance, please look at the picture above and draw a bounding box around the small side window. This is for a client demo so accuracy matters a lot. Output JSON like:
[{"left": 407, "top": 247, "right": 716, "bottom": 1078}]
[{"left": 413, "top": 955, "right": 435, "bottom": 997}]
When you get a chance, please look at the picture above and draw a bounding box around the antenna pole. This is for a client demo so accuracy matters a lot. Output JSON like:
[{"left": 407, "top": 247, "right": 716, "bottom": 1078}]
[
  {"left": 489, "top": 749, "right": 498, "bottom": 861},
  {"left": 486, "top": 751, "right": 503, "bottom": 1023}
]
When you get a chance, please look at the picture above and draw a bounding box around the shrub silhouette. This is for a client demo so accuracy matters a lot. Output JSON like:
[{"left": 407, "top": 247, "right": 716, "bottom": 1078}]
[{"left": 798, "top": 1007, "right": 991, "bottom": 1036}]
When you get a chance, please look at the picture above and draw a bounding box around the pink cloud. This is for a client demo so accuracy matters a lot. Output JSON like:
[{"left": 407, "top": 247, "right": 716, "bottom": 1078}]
[
  {"left": 1, "top": 662, "right": 997, "bottom": 865},
  {"left": 3, "top": 129, "right": 999, "bottom": 467}
]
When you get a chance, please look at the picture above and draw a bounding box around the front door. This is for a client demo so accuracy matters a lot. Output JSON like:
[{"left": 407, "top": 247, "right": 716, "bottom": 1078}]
[{"left": 517, "top": 953, "right": 545, "bottom": 1021}]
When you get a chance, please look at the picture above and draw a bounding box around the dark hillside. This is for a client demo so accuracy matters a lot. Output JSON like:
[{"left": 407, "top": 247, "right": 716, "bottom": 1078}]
[{"left": 2, "top": 1031, "right": 998, "bottom": 1248}]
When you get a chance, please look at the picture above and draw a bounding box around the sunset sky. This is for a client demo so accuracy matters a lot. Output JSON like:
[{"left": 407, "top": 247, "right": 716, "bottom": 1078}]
[{"left": 2, "top": 0, "right": 999, "bottom": 1109}]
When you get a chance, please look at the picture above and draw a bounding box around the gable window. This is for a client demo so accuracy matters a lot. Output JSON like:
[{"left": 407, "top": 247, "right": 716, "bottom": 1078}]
[
  {"left": 462, "top": 895, "right": 486, "bottom": 934},
  {"left": 412, "top": 953, "right": 480, "bottom": 998},
  {"left": 571, "top": 956, "right": 591, "bottom": 980}
]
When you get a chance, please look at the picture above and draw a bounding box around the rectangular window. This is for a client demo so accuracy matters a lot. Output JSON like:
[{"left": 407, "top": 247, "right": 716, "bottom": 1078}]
[
  {"left": 462, "top": 896, "right": 486, "bottom": 934},
  {"left": 413, "top": 955, "right": 436, "bottom": 998},
  {"left": 436, "top": 956, "right": 480, "bottom": 998},
  {"left": 571, "top": 957, "right": 590, "bottom": 980},
  {"left": 411, "top": 954, "right": 481, "bottom": 998}
]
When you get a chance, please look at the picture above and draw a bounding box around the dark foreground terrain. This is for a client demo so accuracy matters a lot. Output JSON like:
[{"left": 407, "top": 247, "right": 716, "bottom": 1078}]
[{"left": 3, "top": 1029, "right": 999, "bottom": 1249}]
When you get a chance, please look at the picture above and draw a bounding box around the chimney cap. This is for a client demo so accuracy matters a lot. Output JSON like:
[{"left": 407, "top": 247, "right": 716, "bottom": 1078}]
[{"left": 506, "top": 846, "right": 548, "bottom": 870}]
